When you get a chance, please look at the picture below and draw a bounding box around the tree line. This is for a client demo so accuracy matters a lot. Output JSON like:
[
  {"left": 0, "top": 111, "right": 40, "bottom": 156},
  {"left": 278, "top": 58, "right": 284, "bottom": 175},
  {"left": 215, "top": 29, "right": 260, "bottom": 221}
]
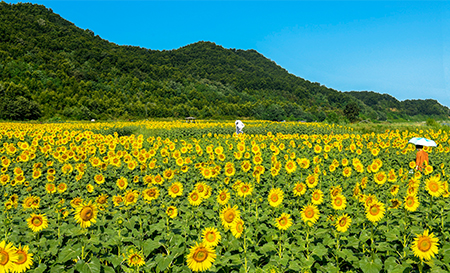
[{"left": 1, "top": 2, "right": 448, "bottom": 122}]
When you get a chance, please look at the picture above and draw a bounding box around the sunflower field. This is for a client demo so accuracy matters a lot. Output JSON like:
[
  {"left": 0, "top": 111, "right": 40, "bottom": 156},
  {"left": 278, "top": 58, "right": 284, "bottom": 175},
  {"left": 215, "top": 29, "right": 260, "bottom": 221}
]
[{"left": 1, "top": 120, "right": 450, "bottom": 273}]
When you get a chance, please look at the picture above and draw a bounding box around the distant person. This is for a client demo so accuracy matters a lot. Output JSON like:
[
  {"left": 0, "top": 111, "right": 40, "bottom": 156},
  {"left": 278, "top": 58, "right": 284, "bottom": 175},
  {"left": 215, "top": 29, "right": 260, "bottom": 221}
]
[
  {"left": 235, "top": 120, "right": 244, "bottom": 135},
  {"left": 415, "top": 145, "right": 429, "bottom": 171}
]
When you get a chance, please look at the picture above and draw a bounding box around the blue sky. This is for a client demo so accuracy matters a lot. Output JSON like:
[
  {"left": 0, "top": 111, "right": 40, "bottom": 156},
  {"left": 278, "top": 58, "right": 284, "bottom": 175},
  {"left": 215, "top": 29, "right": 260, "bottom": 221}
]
[{"left": 8, "top": 0, "right": 450, "bottom": 108}]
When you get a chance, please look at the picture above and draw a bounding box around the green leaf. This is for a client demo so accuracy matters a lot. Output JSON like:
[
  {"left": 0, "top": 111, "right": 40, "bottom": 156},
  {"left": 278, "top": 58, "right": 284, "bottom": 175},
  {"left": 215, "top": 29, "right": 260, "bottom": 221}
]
[
  {"left": 288, "top": 260, "right": 301, "bottom": 271},
  {"left": 56, "top": 247, "right": 78, "bottom": 264},
  {"left": 260, "top": 241, "right": 277, "bottom": 254},
  {"left": 359, "top": 256, "right": 383, "bottom": 273},
  {"left": 105, "top": 255, "right": 123, "bottom": 268},
  {"left": 157, "top": 254, "right": 174, "bottom": 272},
  {"left": 30, "top": 263, "right": 47, "bottom": 273},
  {"left": 310, "top": 243, "right": 328, "bottom": 258},
  {"left": 103, "top": 264, "right": 117, "bottom": 273},
  {"left": 50, "top": 265, "right": 65, "bottom": 273}
]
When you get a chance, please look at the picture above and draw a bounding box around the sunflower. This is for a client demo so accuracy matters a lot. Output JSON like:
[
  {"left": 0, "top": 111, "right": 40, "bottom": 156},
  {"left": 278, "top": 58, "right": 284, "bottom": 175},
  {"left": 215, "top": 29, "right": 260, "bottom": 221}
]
[
  {"left": 237, "top": 182, "right": 253, "bottom": 198},
  {"left": 22, "top": 196, "right": 35, "bottom": 209},
  {"left": 168, "top": 182, "right": 183, "bottom": 198},
  {"left": 94, "top": 174, "right": 105, "bottom": 184},
  {"left": 331, "top": 194, "right": 347, "bottom": 210},
  {"left": 220, "top": 205, "right": 240, "bottom": 229},
  {"left": 112, "top": 195, "right": 124, "bottom": 207},
  {"left": 293, "top": 182, "right": 307, "bottom": 196},
  {"left": 186, "top": 242, "right": 216, "bottom": 272},
  {"left": 275, "top": 213, "right": 293, "bottom": 230},
  {"left": 56, "top": 183, "right": 67, "bottom": 194},
  {"left": 126, "top": 250, "right": 145, "bottom": 267},
  {"left": 163, "top": 169, "right": 175, "bottom": 180},
  {"left": 374, "top": 171, "right": 387, "bottom": 185},
  {"left": 45, "top": 183, "right": 56, "bottom": 194},
  {"left": 365, "top": 201, "right": 385, "bottom": 223},
  {"left": 306, "top": 174, "right": 319, "bottom": 188},
  {"left": 95, "top": 194, "right": 108, "bottom": 207},
  {"left": 86, "top": 184, "right": 94, "bottom": 193},
  {"left": 188, "top": 190, "right": 203, "bottom": 206},
  {"left": 116, "top": 177, "right": 128, "bottom": 190},
  {"left": 202, "top": 227, "right": 221, "bottom": 247},
  {"left": 123, "top": 190, "right": 139, "bottom": 206},
  {"left": 70, "top": 197, "right": 83, "bottom": 208},
  {"left": 411, "top": 230, "right": 439, "bottom": 261},
  {"left": 425, "top": 176, "right": 444, "bottom": 197},
  {"left": 335, "top": 214, "right": 352, "bottom": 232},
  {"left": 166, "top": 206, "right": 178, "bottom": 219},
  {"left": 216, "top": 189, "right": 230, "bottom": 206},
  {"left": 404, "top": 194, "right": 420, "bottom": 212},
  {"left": 329, "top": 185, "right": 342, "bottom": 198},
  {"left": 388, "top": 198, "right": 402, "bottom": 209},
  {"left": 268, "top": 188, "right": 284, "bottom": 207},
  {"left": 27, "top": 213, "right": 48, "bottom": 232},
  {"left": 301, "top": 204, "right": 320, "bottom": 226},
  {"left": 285, "top": 160, "right": 297, "bottom": 174},
  {"left": 230, "top": 218, "right": 244, "bottom": 238},
  {"left": 0, "top": 240, "right": 19, "bottom": 273},
  {"left": 311, "top": 189, "right": 324, "bottom": 205},
  {"left": 196, "top": 182, "right": 208, "bottom": 197},
  {"left": 363, "top": 194, "right": 378, "bottom": 208},
  {"left": 390, "top": 185, "right": 400, "bottom": 196},
  {"left": 342, "top": 167, "right": 352, "bottom": 178},
  {"left": 12, "top": 244, "right": 33, "bottom": 273},
  {"left": 142, "top": 187, "right": 159, "bottom": 202},
  {"left": 74, "top": 201, "right": 98, "bottom": 228}
]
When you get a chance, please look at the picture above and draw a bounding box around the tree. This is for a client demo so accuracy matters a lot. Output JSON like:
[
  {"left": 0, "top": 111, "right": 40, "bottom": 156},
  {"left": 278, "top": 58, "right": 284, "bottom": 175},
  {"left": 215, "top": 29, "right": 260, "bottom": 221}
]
[{"left": 343, "top": 102, "right": 360, "bottom": 122}]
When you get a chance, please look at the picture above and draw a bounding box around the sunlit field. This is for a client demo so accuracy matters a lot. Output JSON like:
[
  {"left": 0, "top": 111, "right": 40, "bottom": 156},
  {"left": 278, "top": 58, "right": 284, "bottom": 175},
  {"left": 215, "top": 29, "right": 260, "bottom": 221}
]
[{"left": 1, "top": 120, "right": 450, "bottom": 273}]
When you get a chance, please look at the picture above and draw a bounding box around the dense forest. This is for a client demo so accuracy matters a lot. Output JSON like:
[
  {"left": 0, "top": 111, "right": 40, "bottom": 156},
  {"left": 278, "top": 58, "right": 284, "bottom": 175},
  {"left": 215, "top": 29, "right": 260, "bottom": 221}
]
[{"left": 1, "top": 2, "right": 449, "bottom": 122}]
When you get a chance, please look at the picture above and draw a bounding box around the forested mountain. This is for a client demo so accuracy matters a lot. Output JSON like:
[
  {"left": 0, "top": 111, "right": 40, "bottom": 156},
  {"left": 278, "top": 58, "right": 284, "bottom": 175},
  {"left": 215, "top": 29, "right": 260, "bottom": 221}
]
[{"left": 1, "top": 2, "right": 449, "bottom": 121}]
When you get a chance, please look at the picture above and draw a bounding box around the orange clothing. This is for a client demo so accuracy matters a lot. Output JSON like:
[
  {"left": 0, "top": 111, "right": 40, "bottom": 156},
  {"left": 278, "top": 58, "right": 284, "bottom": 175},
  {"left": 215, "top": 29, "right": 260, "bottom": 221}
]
[{"left": 415, "top": 149, "right": 429, "bottom": 170}]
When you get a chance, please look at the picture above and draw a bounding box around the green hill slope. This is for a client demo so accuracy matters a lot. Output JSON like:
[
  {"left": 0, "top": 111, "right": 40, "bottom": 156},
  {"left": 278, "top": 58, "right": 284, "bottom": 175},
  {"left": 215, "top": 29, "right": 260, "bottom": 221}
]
[{"left": 1, "top": 2, "right": 448, "bottom": 121}]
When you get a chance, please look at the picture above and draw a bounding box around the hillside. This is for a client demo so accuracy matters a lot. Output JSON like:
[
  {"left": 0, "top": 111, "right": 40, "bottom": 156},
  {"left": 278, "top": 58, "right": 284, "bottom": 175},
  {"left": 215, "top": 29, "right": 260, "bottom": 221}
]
[{"left": 1, "top": 2, "right": 449, "bottom": 121}]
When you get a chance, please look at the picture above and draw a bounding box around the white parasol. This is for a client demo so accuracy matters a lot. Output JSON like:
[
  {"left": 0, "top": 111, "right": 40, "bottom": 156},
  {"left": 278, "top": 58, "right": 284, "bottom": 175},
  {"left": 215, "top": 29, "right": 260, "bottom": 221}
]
[{"left": 408, "top": 137, "right": 437, "bottom": 147}]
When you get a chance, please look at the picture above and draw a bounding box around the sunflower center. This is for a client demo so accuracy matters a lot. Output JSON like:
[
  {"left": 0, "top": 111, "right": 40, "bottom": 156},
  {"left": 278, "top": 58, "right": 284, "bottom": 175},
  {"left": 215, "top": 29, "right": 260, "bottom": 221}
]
[
  {"left": 279, "top": 217, "right": 287, "bottom": 226},
  {"left": 171, "top": 186, "right": 179, "bottom": 193},
  {"left": 193, "top": 249, "right": 208, "bottom": 262},
  {"left": 97, "top": 197, "right": 106, "bottom": 204},
  {"left": 418, "top": 237, "right": 432, "bottom": 252},
  {"left": 241, "top": 186, "right": 249, "bottom": 193},
  {"left": 15, "top": 251, "right": 27, "bottom": 265},
  {"left": 0, "top": 250, "right": 8, "bottom": 265},
  {"left": 406, "top": 197, "right": 414, "bottom": 206},
  {"left": 32, "top": 216, "right": 43, "bottom": 226},
  {"left": 219, "top": 193, "right": 227, "bottom": 201},
  {"left": 370, "top": 205, "right": 380, "bottom": 216},
  {"left": 334, "top": 198, "right": 342, "bottom": 206},
  {"left": 130, "top": 254, "right": 142, "bottom": 263},
  {"left": 126, "top": 194, "right": 135, "bottom": 202},
  {"left": 313, "top": 193, "right": 320, "bottom": 200},
  {"left": 339, "top": 218, "right": 347, "bottom": 227},
  {"left": 80, "top": 207, "right": 94, "bottom": 221},
  {"left": 206, "top": 232, "right": 216, "bottom": 242},
  {"left": 191, "top": 193, "right": 199, "bottom": 201},
  {"left": 224, "top": 210, "right": 235, "bottom": 223},
  {"left": 270, "top": 194, "right": 279, "bottom": 202},
  {"left": 429, "top": 182, "right": 439, "bottom": 192},
  {"left": 305, "top": 208, "right": 314, "bottom": 218},
  {"left": 236, "top": 222, "right": 244, "bottom": 233}
]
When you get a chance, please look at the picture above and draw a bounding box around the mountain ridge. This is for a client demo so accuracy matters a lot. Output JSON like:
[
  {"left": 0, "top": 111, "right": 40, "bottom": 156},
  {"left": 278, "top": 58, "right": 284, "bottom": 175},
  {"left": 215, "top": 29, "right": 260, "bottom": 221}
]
[{"left": 1, "top": 2, "right": 448, "bottom": 122}]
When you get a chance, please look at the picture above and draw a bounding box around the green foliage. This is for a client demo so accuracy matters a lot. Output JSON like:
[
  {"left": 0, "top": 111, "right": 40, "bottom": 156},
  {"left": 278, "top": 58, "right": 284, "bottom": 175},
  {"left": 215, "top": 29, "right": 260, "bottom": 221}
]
[
  {"left": 343, "top": 102, "right": 360, "bottom": 123},
  {"left": 1, "top": 2, "right": 449, "bottom": 122},
  {"left": 426, "top": 118, "right": 440, "bottom": 127}
]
